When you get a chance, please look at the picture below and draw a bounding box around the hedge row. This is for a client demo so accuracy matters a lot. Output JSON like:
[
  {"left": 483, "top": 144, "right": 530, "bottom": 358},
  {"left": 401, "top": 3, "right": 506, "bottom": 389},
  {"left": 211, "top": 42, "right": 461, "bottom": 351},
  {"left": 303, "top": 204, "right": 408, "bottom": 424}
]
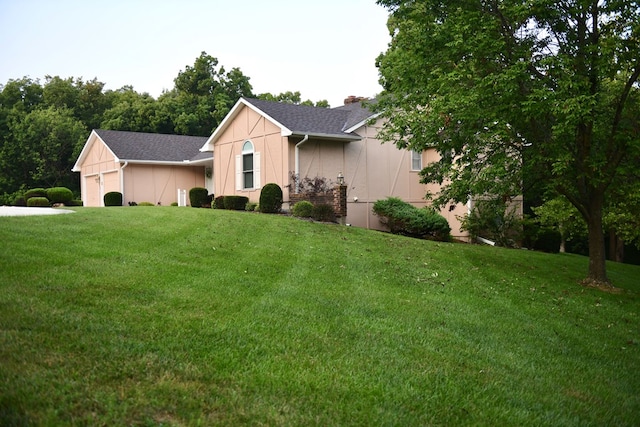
[{"left": 15, "top": 187, "right": 81, "bottom": 207}]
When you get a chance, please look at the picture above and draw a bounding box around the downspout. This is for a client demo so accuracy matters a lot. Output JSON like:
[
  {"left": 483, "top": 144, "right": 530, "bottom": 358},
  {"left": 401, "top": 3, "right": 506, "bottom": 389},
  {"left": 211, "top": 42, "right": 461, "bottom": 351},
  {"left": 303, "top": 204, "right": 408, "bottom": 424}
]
[
  {"left": 294, "top": 135, "right": 309, "bottom": 193},
  {"left": 120, "top": 161, "right": 129, "bottom": 203}
]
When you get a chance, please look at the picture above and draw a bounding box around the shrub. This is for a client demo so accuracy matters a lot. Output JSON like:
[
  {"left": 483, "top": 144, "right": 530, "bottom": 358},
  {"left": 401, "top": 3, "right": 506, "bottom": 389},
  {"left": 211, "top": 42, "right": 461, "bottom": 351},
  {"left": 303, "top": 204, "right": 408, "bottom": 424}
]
[
  {"left": 170, "top": 202, "right": 178, "bottom": 207},
  {"left": 137, "top": 202, "right": 154, "bottom": 206},
  {"left": 213, "top": 195, "right": 226, "bottom": 209},
  {"left": 12, "top": 196, "right": 26, "bottom": 206},
  {"left": 223, "top": 195, "right": 249, "bottom": 211},
  {"left": 189, "top": 187, "right": 209, "bottom": 208},
  {"left": 373, "top": 197, "right": 451, "bottom": 241},
  {"left": 67, "top": 199, "right": 83, "bottom": 207},
  {"left": 46, "top": 187, "right": 74, "bottom": 204},
  {"left": 292, "top": 200, "right": 314, "bottom": 218},
  {"left": 24, "top": 188, "right": 47, "bottom": 201},
  {"left": 104, "top": 191, "right": 123, "bottom": 207},
  {"left": 27, "top": 197, "right": 50, "bottom": 207},
  {"left": 312, "top": 204, "right": 336, "bottom": 222},
  {"left": 460, "top": 199, "right": 521, "bottom": 247},
  {"left": 245, "top": 202, "right": 258, "bottom": 211},
  {"left": 259, "top": 183, "right": 283, "bottom": 213}
]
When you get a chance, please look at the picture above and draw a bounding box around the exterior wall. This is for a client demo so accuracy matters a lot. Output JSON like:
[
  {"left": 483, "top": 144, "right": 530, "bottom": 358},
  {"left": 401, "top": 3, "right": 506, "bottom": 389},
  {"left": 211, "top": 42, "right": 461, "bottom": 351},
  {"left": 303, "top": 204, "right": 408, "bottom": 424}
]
[
  {"left": 341, "top": 121, "right": 469, "bottom": 240},
  {"left": 213, "top": 105, "right": 289, "bottom": 203},
  {"left": 123, "top": 164, "right": 205, "bottom": 206},
  {"left": 78, "top": 137, "right": 121, "bottom": 207}
]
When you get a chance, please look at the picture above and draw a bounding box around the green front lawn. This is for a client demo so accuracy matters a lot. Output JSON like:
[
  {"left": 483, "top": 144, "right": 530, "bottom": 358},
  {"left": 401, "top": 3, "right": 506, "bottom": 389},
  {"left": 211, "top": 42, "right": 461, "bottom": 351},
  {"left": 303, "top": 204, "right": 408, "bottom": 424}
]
[{"left": 1, "top": 207, "right": 638, "bottom": 425}]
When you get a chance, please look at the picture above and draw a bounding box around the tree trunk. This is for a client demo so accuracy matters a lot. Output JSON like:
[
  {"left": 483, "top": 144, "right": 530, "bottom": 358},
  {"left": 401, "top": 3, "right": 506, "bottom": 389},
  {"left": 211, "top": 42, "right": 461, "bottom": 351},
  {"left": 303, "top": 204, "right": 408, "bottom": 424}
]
[{"left": 585, "top": 197, "right": 609, "bottom": 284}]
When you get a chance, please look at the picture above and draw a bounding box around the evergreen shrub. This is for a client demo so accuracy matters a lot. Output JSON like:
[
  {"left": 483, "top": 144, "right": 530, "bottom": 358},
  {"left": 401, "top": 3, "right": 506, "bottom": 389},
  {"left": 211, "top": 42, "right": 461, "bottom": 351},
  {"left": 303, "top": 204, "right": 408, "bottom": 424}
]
[
  {"left": 104, "top": 191, "right": 123, "bottom": 207},
  {"left": 292, "top": 200, "right": 314, "bottom": 218},
  {"left": 223, "top": 195, "right": 249, "bottom": 210},
  {"left": 245, "top": 202, "right": 258, "bottom": 211},
  {"left": 68, "top": 200, "right": 83, "bottom": 207},
  {"left": 189, "top": 187, "right": 209, "bottom": 208},
  {"left": 373, "top": 197, "right": 451, "bottom": 241},
  {"left": 27, "top": 197, "right": 50, "bottom": 207},
  {"left": 312, "top": 204, "right": 336, "bottom": 222},
  {"left": 46, "top": 187, "right": 74, "bottom": 204},
  {"left": 213, "top": 196, "right": 226, "bottom": 209},
  {"left": 259, "top": 183, "right": 283, "bottom": 213},
  {"left": 24, "top": 188, "right": 47, "bottom": 201}
]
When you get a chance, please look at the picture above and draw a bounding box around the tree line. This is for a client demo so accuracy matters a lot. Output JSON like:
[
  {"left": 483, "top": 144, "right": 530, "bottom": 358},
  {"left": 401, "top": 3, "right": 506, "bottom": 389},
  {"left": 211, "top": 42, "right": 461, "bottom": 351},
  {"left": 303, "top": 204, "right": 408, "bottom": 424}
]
[{"left": 0, "top": 51, "right": 328, "bottom": 204}]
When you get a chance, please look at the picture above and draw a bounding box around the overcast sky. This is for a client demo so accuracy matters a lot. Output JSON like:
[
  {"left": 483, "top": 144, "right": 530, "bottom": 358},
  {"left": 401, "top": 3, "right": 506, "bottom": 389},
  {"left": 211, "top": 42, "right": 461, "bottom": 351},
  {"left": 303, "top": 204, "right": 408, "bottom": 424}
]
[{"left": 0, "top": 0, "right": 391, "bottom": 107}]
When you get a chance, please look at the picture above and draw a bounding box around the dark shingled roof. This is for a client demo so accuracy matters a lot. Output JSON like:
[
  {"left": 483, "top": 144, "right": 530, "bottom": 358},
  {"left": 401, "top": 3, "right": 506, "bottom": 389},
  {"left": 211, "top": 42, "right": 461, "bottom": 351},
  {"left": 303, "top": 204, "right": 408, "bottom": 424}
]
[
  {"left": 243, "top": 98, "right": 375, "bottom": 138},
  {"left": 94, "top": 129, "right": 210, "bottom": 162}
]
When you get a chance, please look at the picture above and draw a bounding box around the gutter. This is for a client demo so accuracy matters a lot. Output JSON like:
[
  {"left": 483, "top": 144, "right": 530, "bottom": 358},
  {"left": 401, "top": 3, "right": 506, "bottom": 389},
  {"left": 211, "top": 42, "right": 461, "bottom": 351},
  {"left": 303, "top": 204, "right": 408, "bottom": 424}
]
[
  {"left": 294, "top": 135, "right": 309, "bottom": 192},
  {"left": 120, "top": 161, "right": 129, "bottom": 202}
]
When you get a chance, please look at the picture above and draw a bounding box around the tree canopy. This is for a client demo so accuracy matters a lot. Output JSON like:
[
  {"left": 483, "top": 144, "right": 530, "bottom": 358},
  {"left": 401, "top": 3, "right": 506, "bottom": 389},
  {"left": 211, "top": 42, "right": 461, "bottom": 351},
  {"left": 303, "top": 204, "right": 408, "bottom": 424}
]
[{"left": 374, "top": 0, "right": 640, "bottom": 284}]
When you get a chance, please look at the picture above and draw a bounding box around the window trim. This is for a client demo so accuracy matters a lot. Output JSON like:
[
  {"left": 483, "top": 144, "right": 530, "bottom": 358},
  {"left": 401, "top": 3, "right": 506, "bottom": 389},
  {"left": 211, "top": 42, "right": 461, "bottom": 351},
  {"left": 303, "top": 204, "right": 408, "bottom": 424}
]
[{"left": 411, "top": 150, "right": 422, "bottom": 171}]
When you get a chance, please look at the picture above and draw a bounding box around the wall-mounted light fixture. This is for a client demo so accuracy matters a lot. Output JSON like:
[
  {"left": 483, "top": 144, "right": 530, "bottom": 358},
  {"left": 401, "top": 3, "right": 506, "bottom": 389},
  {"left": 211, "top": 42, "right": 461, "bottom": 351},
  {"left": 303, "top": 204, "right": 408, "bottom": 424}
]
[{"left": 337, "top": 172, "right": 345, "bottom": 185}]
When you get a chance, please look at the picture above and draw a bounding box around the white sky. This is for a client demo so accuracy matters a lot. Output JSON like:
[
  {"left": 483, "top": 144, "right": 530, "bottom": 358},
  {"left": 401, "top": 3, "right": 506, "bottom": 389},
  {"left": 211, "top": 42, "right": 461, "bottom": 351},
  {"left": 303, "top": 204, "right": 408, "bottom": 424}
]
[{"left": 0, "top": 0, "right": 391, "bottom": 107}]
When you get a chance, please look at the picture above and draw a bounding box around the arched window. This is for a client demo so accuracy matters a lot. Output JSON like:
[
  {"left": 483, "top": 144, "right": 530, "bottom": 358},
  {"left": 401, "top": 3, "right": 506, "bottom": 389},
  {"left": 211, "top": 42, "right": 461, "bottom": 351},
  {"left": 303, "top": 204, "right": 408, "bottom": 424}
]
[
  {"left": 242, "top": 141, "right": 254, "bottom": 189},
  {"left": 236, "top": 141, "right": 260, "bottom": 190}
]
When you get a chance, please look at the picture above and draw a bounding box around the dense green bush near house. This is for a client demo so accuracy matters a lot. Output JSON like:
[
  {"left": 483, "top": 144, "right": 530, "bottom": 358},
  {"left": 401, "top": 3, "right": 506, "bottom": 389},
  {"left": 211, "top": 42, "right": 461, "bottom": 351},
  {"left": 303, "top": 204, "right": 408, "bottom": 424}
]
[
  {"left": 213, "top": 195, "right": 225, "bottom": 209},
  {"left": 373, "top": 197, "right": 451, "bottom": 241},
  {"left": 292, "top": 200, "right": 314, "bottom": 218},
  {"left": 245, "top": 202, "right": 258, "bottom": 211},
  {"left": 259, "top": 183, "right": 283, "bottom": 213},
  {"left": 26, "top": 196, "right": 50, "bottom": 207},
  {"left": 67, "top": 199, "right": 83, "bottom": 207},
  {"left": 24, "top": 188, "right": 47, "bottom": 201},
  {"left": 312, "top": 203, "right": 336, "bottom": 223},
  {"left": 46, "top": 187, "right": 74, "bottom": 204},
  {"left": 223, "top": 195, "right": 249, "bottom": 211},
  {"left": 137, "top": 202, "right": 154, "bottom": 206},
  {"left": 189, "top": 187, "right": 209, "bottom": 208},
  {"left": 104, "top": 191, "right": 123, "bottom": 207}
]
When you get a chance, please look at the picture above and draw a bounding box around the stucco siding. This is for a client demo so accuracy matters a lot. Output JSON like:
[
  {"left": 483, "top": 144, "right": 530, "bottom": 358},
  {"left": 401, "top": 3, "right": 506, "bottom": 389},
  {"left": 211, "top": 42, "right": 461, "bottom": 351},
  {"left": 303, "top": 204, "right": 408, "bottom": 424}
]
[{"left": 123, "top": 165, "right": 205, "bottom": 206}]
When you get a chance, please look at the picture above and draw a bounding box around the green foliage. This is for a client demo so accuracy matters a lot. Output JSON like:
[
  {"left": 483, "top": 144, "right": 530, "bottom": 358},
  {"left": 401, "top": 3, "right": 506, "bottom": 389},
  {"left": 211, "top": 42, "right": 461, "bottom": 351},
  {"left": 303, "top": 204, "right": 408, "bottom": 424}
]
[
  {"left": 259, "top": 183, "right": 283, "bottom": 213},
  {"left": 373, "top": 197, "right": 451, "bottom": 241},
  {"left": 459, "top": 199, "right": 522, "bottom": 247},
  {"left": 223, "top": 195, "right": 249, "bottom": 211},
  {"left": 46, "top": 187, "right": 73, "bottom": 204},
  {"left": 245, "top": 202, "right": 258, "bottom": 211},
  {"left": 375, "top": 0, "right": 640, "bottom": 282},
  {"left": 103, "top": 191, "right": 123, "bottom": 207},
  {"left": 26, "top": 196, "right": 50, "bottom": 207},
  {"left": 136, "top": 202, "right": 154, "bottom": 206},
  {"left": 311, "top": 203, "right": 336, "bottom": 223},
  {"left": 188, "top": 187, "right": 209, "bottom": 208},
  {"left": 24, "top": 188, "right": 47, "bottom": 201},
  {"left": 292, "top": 200, "right": 314, "bottom": 218},
  {"left": 257, "top": 91, "right": 330, "bottom": 108},
  {"left": 213, "top": 195, "right": 225, "bottom": 209},
  {"left": 67, "top": 199, "right": 83, "bottom": 207}
]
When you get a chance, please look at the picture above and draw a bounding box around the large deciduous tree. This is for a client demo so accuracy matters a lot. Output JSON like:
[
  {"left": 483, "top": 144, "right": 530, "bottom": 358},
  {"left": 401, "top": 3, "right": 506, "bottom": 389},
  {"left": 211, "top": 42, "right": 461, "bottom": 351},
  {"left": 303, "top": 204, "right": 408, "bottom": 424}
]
[{"left": 374, "top": 0, "right": 640, "bottom": 285}]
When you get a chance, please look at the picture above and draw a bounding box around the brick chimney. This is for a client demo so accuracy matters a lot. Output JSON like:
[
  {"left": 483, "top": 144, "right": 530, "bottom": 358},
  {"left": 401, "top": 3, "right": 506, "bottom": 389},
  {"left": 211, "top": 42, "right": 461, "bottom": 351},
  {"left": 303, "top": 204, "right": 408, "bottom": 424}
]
[{"left": 344, "top": 95, "right": 367, "bottom": 105}]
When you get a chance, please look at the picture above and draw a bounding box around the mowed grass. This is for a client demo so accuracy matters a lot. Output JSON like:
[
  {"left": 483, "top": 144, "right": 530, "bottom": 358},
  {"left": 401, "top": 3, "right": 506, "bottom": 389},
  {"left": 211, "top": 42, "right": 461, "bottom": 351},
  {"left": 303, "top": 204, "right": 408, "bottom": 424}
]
[{"left": 0, "top": 207, "right": 638, "bottom": 426}]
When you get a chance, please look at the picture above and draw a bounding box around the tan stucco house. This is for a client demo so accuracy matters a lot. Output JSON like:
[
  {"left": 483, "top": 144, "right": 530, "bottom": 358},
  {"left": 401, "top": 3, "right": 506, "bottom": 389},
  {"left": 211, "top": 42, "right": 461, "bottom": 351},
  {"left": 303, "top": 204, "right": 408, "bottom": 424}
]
[
  {"left": 200, "top": 97, "right": 470, "bottom": 239},
  {"left": 72, "top": 130, "right": 211, "bottom": 207}
]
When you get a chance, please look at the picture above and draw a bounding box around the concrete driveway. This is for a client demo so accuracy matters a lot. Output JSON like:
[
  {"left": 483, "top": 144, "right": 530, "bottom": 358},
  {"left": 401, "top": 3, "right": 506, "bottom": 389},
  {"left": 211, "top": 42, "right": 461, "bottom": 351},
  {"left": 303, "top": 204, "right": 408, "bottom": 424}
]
[{"left": 0, "top": 206, "right": 76, "bottom": 216}]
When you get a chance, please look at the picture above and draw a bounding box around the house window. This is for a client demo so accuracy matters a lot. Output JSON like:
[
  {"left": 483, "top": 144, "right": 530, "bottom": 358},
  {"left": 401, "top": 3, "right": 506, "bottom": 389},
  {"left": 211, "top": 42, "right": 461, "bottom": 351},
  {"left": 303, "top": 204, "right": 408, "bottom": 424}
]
[
  {"left": 411, "top": 150, "right": 422, "bottom": 171},
  {"left": 242, "top": 141, "right": 254, "bottom": 189},
  {"left": 236, "top": 141, "right": 261, "bottom": 191}
]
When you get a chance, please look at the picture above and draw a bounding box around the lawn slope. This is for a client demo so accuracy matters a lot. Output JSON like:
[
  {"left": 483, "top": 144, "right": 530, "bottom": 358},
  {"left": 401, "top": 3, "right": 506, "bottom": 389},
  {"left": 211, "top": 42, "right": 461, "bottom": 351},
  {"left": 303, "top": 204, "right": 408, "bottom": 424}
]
[{"left": 1, "top": 207, "right": 638, "bottom": 426}]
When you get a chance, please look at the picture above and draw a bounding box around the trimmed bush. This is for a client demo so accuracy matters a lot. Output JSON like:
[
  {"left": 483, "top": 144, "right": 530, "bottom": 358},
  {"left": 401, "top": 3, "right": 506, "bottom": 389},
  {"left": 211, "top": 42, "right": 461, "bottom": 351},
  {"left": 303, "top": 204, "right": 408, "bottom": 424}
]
[
  {"left": 245, "top": 202, "right": 258, "bottom": 211},
  {"left": 292, "top": 200, "right": 314, "bottom": 218},
  {"left": 189, "top": 187, "right": 209, "bottom": 208},
  {"left": 12, "top": 196, "right": 26, "bottom": 207},
  {"left": 46, "top": 187, "right": 74, "bottom": 204},
  {"left": 312, "top": 204, "right": 336, "bottom": 223},
  {"left": 24, "top": 188, "right": 47, "bottom": 201},
  {"left": 104, "top": 191, "right": 123, "bottom": 207},
  {"left": 373, "top": 197, "right": 451, "bottom": 241},
  {"left": 259, "top": 183, "right": 283, "bottom": 213},
  {"left": 213, "top": 196, "right": 226, "bottom": 209},
  {"left": 170, "top": 202, "right": 178, "bottom": 207},
  {"left": 67, "top": 199, "right": 83, "bottom": 207},
  {"left": 27, "top": 197, "right": 50, "bottom": 207},
  {"left": 223, "top": 195, "right": 249, "bottom": 211}
]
